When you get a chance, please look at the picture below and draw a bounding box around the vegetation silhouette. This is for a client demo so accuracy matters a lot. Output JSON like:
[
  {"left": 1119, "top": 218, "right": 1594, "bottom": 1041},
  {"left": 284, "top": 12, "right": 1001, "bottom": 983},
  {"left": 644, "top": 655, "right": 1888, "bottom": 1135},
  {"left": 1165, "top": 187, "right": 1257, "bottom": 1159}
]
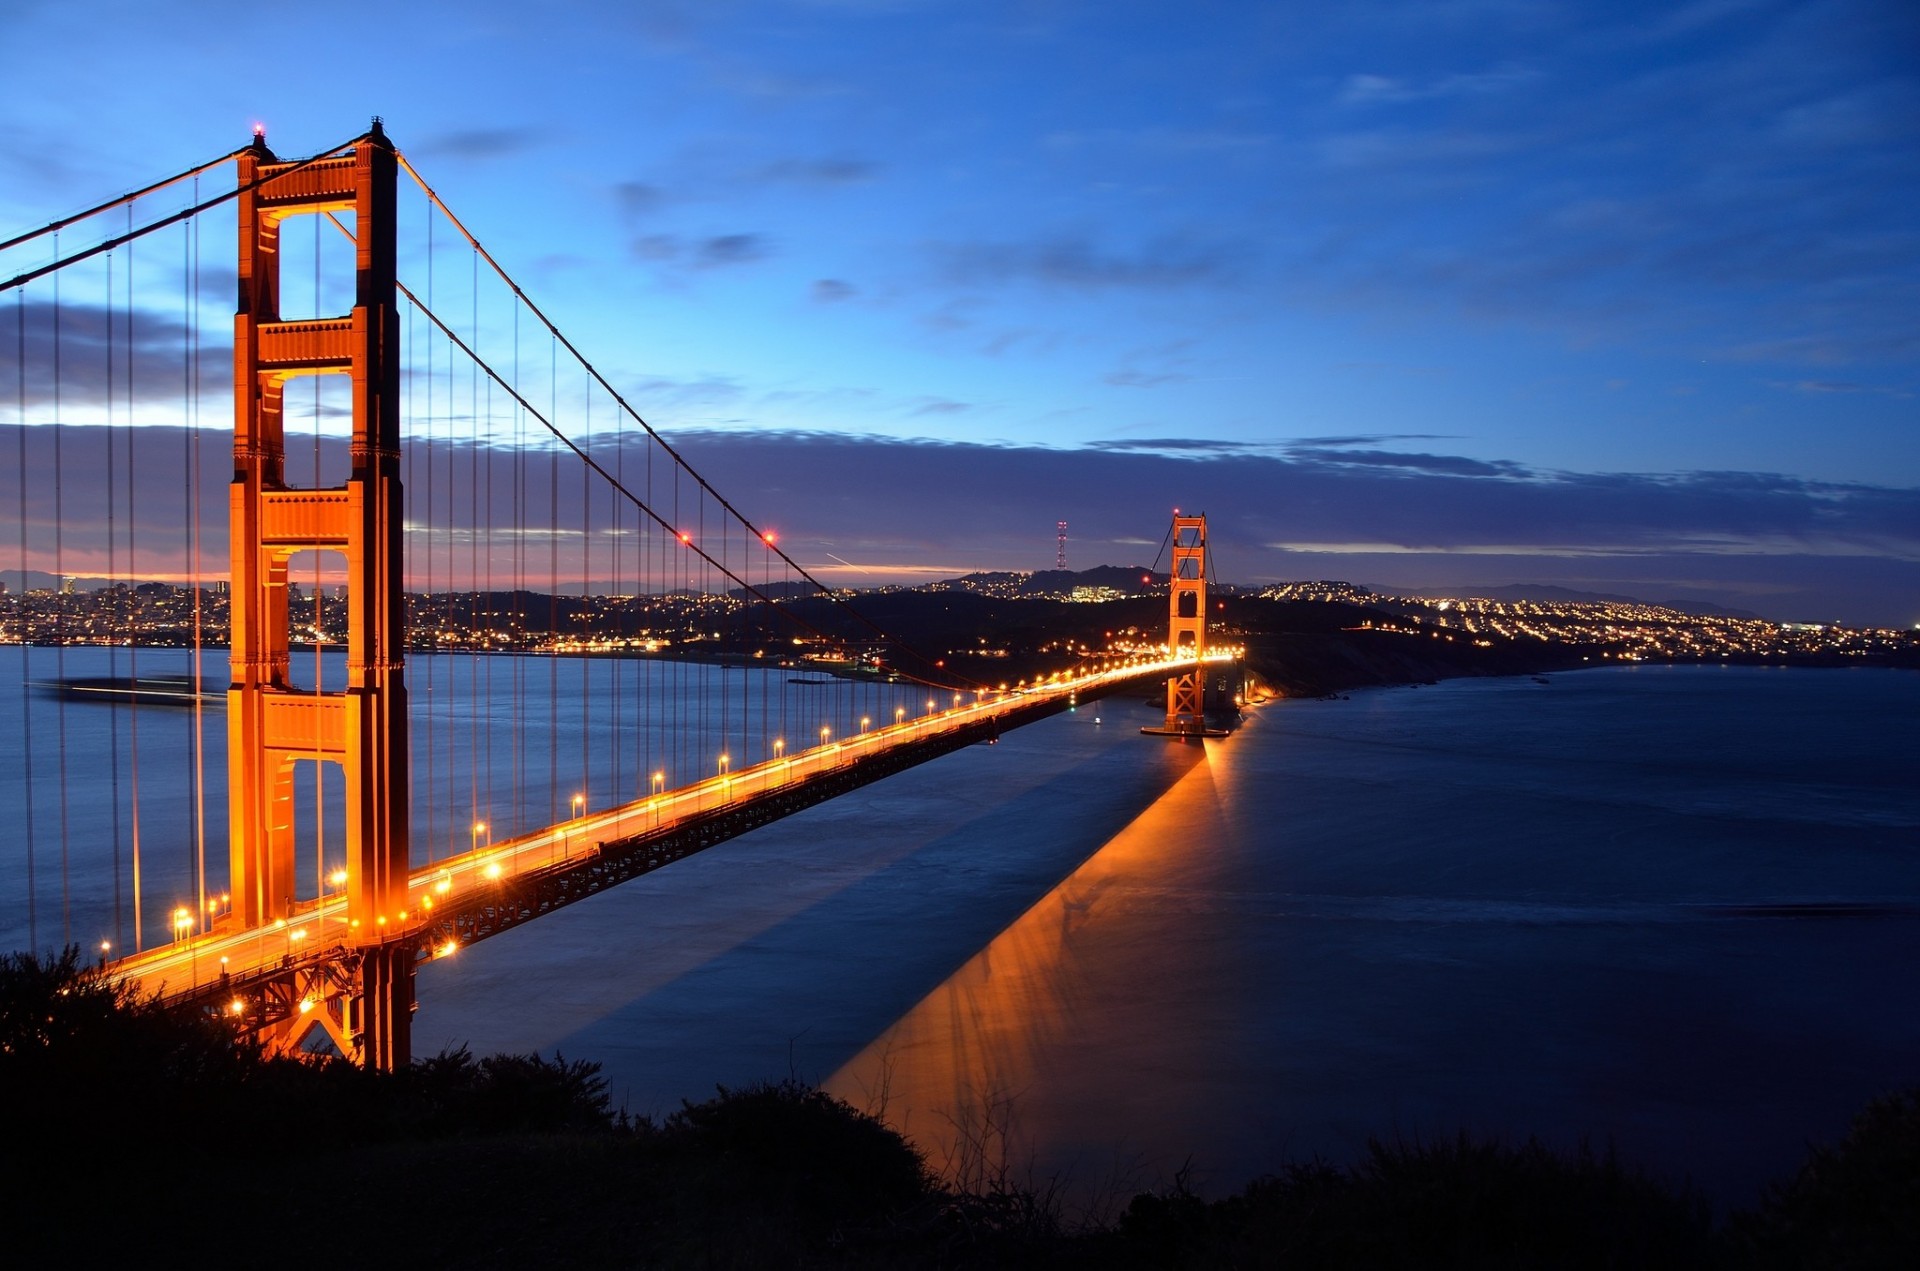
[{"left": 1, "top": 948, "right": 1912, "bottom": 1267}]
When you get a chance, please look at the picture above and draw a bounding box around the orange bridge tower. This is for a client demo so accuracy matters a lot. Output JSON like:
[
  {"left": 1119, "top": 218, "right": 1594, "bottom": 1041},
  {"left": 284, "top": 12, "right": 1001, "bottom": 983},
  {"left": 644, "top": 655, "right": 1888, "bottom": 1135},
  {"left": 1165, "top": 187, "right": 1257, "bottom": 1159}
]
[
  {"left": 1142, "top": 512, "right": 1217, "bottom": 737},
  {"left": 227, "top": 122, "right": 412, "bottom": 1067}
]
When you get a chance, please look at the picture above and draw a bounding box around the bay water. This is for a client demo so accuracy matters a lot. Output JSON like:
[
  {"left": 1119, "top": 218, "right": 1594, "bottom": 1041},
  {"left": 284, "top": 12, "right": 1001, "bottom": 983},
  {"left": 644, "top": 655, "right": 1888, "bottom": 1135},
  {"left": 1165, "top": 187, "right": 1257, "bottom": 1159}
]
[{"left": 5, "top": 655, "right": 1915, "bottom": 1211}]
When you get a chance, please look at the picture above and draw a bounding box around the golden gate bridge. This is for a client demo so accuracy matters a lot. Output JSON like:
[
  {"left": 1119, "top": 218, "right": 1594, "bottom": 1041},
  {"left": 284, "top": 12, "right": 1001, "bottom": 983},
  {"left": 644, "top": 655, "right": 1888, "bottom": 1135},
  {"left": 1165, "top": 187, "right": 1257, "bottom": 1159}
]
[{"left": 2, "top": 121, "right": 1233, "bottom": 1067}]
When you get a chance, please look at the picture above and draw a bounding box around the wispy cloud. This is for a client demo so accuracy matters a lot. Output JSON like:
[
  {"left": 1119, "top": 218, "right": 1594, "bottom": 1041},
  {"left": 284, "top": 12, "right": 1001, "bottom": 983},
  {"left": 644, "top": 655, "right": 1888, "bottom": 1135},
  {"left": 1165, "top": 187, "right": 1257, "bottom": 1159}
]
[
  {"left": 934, "top": 233, "right": 1253, "bottom": 291},
  {"left": 633, "top": 232, "right": 773, "bottom": 272},
  {"left": 412, "top": 127, "right": 546, "bottom": 161}
]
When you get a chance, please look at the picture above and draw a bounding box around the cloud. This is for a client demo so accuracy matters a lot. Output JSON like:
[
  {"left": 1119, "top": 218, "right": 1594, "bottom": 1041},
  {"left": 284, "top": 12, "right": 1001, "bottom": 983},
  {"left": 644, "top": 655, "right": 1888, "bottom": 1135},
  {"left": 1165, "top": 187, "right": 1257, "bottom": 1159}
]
[
  {"left": 632, "top": 232, "right": 773, "bottom": 271},
  {"left": 1337, "top": 64, "right": 1541, "bottom": 108},
  {"left": 697, "top": 233, "right": 769, "bottom": 266},
  {"left": 615, "top": 181, "right": 665, "bottom": 218},
  {"left": 13, "top": 423, "right": 1918, "bottom": 625},
  {"left": 412, "top": 127, "right": 545, "bottom": 161},
  {"left": 811, "top": 279, "right": 857, "bottom": 303},
  {"left": 758, "top": 157, "right": 881, "bottom": 185},
  {"left": 1289, "top": 433, "right": 1455, "bottom": 447},
  {"left": 1287, "top": 448, "right": 1529, "bottom": 478},
  {"left": 1104, "top": 370, "right": 1189, "bottom": 388},
  {"left": 0, "top": 298, "right": 201, "bottom": 409},
  {"left": 1088, "top": 437, "right": 1258, "bottom": 454},
  {"left": 1768, "top": 378, "right": 1911, "bottom": 398},
  {"left": 1042, "top": 127, "right": 1272, "bottom": 155},
  {"left": 934, "top": 232, "right": 1253, "bottom": 291}
]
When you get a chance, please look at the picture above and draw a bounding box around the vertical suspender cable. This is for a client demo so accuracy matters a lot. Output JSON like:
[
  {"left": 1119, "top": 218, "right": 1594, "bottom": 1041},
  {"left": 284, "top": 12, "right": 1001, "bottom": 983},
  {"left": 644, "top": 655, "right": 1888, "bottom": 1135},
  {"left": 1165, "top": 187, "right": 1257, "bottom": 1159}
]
[
  {"left": 52, "top": 232, "right": 71, "bottom": 949},
  {"left": 313, "top": 210, "right": 325, "bottom": 898},
  {"left": 189, "top": 194, "right": 209, "bottom": 933},
  {"left": 423, "top": 209, "right": 437, "bottom": 862},
  {"left": 107, "top": 250, "right": 123, "bottom": 949},
  {"left": 125, "top": 207, "right": 143, "bottom": 953},
  {"left": 470, "top": 247, "right": 482, "bottom": 838},
  {"left": 548, "top": 335, "right": 558, "bottom": 830},
  {"left": 512, "top": 306, "right": 523, "bottom": 837},
  {"left": 14, "top": 288, "right": 36, "bottom": 953},
  {"left": 581, "top": 372, "right": 591, "bottom": 808}
]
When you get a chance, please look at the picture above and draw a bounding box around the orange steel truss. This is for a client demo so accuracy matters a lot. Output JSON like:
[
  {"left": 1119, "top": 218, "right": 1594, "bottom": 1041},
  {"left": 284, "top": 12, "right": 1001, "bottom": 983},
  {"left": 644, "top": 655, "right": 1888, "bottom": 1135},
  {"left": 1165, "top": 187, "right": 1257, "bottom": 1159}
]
[{"left": 227, "top": 123, "right": 413, "bottom": 1067}]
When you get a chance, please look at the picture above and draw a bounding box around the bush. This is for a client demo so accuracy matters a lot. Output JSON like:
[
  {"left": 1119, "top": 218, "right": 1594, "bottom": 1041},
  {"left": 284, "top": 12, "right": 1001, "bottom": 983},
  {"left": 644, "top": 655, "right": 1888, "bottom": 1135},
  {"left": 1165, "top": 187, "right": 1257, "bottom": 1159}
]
[{"left": 1728, "top": 1086, "right": 1920, "bottom": 1269}]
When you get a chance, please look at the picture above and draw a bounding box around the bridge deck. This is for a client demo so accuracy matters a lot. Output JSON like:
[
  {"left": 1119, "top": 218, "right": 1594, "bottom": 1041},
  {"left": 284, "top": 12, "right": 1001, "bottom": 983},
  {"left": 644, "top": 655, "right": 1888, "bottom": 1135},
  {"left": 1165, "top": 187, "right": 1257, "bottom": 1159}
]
[{"left": 110, "top": 653, "right": 1226, "bottom": 1006}]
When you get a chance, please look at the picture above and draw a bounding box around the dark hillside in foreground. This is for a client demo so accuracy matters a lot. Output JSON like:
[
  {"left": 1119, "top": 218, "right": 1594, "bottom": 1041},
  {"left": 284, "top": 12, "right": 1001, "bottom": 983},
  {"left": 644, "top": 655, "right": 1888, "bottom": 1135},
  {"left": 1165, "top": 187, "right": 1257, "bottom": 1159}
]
[{"left": 4, "top": 950, "right": 1913, "bottom": 1267}]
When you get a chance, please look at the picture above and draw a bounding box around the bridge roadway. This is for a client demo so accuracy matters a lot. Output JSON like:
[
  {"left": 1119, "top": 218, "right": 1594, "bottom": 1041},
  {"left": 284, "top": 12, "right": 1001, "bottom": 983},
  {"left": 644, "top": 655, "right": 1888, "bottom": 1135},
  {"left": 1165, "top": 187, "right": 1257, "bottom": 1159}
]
[{"left": 110, "top": 652, "right": 1230, "bottom": 1011}]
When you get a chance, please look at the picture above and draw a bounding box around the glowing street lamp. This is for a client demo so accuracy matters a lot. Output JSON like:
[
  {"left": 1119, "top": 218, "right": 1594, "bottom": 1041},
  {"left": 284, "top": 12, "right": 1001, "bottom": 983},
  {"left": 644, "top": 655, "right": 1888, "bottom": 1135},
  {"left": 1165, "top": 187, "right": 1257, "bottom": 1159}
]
[
  {"left": 651, "top": 770, "right": 666, "bottom": 827},
  {"left": 98, "top": 939, "right": 110, "bottom": 969},
  {"left": 773, "top": 738, "right": 785, "bottom": 761},
  {"left": 820, "top": 725, "right": 831, "bottom": 747},
  {"left": 471, "top": 821, "right": 488, "bottom": 855},
  {"left": 860, "top": 715, "right": 870, "bottom": 735},
  {"left": 895, "top": 706, "right": 905, "bottom": 727}
]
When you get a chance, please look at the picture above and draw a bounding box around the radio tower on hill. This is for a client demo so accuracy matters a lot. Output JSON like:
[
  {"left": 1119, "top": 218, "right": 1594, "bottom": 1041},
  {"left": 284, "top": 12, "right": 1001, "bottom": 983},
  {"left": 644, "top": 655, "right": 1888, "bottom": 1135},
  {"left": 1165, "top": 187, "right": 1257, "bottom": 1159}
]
[{"left": 1056, "top": 520, "right": 1068, "bottom": 570}]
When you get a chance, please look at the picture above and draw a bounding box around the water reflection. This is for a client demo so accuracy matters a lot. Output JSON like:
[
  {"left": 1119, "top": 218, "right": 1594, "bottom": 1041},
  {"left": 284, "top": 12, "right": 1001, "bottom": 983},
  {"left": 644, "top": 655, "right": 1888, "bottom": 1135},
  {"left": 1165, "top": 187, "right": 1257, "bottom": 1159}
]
[{"left": 825, "top": 735, "right": 1232, "bottom": 1204}]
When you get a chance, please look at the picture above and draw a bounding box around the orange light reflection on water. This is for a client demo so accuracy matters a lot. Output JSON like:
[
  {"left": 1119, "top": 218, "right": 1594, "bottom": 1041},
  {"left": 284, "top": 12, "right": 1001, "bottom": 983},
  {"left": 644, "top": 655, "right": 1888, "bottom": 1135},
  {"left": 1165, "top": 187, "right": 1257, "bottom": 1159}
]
[{"left": 824, "top": 735, "right": 1233, "bottom": 1196}]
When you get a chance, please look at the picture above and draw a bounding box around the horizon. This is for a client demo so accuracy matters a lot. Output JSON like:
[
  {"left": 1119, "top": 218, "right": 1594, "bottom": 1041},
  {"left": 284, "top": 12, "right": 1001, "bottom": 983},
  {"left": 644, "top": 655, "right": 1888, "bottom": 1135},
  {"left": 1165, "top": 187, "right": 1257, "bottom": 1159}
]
[{"left": 7, "top": 555, "right": 1909, "bottom": 630}]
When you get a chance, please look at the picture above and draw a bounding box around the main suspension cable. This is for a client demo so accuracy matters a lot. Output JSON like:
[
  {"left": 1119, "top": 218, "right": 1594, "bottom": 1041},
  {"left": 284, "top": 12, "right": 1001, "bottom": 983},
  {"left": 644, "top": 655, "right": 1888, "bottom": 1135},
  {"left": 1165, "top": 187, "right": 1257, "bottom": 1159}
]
[
  {"left": 392, "top": 153, "right": 978, "bottom": 691},
  {"left": 0, "top": 145, "right": 250, "bottom": 253},
  {"left": 1, "top": 132, "right": 370, "bottom": 295},
  {"left": 395, "top": 282, "right": 964, "bottom": 693}
]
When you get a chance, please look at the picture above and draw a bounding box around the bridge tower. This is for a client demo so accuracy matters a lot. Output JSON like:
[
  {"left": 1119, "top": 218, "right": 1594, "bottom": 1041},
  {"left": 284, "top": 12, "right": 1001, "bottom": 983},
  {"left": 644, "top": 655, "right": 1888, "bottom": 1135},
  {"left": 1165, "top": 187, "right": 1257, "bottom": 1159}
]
[
  {"left": 1156, "top": 513, "right": 1209, "bottom": 735},
  {"left": 227, "top": 123, "right": 413, "bottom": 1067}
]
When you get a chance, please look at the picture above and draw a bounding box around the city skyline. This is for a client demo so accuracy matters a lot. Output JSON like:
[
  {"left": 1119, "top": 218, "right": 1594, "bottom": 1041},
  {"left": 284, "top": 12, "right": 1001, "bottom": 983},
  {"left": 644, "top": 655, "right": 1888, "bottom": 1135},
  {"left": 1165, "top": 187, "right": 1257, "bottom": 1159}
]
[{"left": 2, "top": 0, "right": 1915, "bottom": 624}]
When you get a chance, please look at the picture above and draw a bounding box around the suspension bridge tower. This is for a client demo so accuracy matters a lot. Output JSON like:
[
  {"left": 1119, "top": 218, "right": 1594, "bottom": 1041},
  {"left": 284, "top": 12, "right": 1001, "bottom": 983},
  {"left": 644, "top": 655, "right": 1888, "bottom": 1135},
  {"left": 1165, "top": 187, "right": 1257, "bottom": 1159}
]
[
  {"left": 227, "top": 122, "right": 413, "bottom": 1066},
  {"left": 1143, "top": 512, "right": 1221, "bottom": 738}
]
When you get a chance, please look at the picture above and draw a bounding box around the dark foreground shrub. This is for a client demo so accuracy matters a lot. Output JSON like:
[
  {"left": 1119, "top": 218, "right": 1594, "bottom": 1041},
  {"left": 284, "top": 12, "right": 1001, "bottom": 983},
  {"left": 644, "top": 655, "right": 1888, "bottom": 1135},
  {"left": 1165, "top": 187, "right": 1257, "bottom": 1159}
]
[
  {"left": 1109, "top": 1134, "right": 1714, "bottom": 1269},
  {"left": 655, "top": 1079, "right": 935, "bottom": 1235},
  {"left": 1727, "top": 1086, "right": 1920, "bottom": 1269}
]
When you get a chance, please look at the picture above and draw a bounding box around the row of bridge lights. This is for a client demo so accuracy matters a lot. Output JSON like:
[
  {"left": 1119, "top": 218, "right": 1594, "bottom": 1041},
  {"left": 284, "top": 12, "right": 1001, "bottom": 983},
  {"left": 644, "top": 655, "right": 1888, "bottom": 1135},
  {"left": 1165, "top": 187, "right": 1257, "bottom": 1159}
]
[
  {"left": 204, "top": 670, "right": 1157, "bottom": 969},
  {"left": 150, "top": 662, "right": 1175, "bottom": 1000}
]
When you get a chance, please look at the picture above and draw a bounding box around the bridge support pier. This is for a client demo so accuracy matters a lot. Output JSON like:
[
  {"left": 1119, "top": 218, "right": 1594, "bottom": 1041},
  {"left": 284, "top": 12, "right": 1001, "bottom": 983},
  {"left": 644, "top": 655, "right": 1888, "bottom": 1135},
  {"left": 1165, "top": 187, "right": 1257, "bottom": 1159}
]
[{"left": 350, "top": 944, "right": 415, "bottom": 1070}]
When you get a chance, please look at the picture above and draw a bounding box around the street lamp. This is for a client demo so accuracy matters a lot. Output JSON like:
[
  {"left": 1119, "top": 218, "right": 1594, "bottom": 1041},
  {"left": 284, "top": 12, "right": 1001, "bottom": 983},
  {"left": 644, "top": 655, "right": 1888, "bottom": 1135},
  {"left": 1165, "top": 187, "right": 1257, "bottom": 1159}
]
[
  {"left": 895, "top": 706, "right": 905, "bottom": 727},
  {"left": 471, "top": 821, "right": 487, "bottom": 855},
  {"left": 567, "top": 793, "right": 585, "bottom": 858},
  {"left": 820, "top": 724, "right": 831, "bottom": 747},
  {"left": 860, "top": 716, "right": 870, "bottom": 735},
  {"left": 98, "top": 939, "right": 110, "bottom": 969}
]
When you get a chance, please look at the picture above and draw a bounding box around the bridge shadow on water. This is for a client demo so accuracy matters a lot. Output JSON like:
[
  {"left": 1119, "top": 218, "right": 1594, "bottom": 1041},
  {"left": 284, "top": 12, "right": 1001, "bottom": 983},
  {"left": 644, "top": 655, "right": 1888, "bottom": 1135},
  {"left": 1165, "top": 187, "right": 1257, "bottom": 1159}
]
[{"left": 418, "top": 696, "right": 1210, "bottom": 1120}]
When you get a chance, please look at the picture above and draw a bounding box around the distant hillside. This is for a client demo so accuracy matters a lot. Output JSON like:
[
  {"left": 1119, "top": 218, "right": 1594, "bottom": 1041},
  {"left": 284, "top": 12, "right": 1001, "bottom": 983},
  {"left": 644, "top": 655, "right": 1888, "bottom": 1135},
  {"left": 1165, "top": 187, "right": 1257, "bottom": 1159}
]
[
  {"left": 937, "top": 565, "right": 1166, "bottom": 596},
  {"left": 1390, "top": 582, "right": 1762, "bottom": 621}
]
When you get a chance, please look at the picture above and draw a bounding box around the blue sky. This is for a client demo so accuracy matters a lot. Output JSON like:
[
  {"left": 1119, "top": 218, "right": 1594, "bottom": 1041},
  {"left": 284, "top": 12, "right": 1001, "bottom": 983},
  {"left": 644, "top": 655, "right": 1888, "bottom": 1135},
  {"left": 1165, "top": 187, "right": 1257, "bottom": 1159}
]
[{"left": 3, "top": 0, "right": 1916, "bottom": 623}]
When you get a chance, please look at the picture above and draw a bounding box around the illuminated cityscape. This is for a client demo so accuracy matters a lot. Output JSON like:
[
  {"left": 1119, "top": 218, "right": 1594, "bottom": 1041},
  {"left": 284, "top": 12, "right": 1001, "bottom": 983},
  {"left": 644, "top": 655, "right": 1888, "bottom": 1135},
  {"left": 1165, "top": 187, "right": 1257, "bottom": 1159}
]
[{"left": 5, "top": 573, "right": 1914, "bottom": 672}]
